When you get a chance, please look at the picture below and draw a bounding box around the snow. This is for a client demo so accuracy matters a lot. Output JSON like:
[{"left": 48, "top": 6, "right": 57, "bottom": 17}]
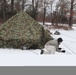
[
  {"left": 0, "top": 26, "right": 76, "bottom": 66},
  {"left": 50, "top": 27, "right": 76, "bottom": 55}
]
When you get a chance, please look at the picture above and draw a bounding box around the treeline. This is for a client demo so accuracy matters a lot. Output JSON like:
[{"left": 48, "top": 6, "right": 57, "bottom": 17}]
[
  {"left": 0, "top": 0, "right": 76, "bottom": 28},
  {"left": 0, "top": 0, "right": 27, "bottom": 22}
]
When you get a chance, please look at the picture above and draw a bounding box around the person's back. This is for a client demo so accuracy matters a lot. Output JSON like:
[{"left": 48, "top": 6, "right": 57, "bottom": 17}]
[
  {"left": 40, "top": 37, "right": 63, "bottom": 54},
  {"left": 45, "top": 39, "right": 59, "bottom": 51}
]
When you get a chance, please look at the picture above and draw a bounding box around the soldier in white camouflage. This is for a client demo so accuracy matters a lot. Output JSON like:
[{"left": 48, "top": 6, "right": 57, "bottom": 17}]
[{"left": 40, "top": 38, "right": 65, "bottom": 54}]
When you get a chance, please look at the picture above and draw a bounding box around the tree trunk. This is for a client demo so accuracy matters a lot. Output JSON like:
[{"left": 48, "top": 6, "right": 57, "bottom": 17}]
[
  {"left": 3, "top": 0, "right": 6, "bottom": 22},
  {"left": 32, "top": 0, "right": 34, "bottom": 11},
  {"left": 22, "top": 0, "right": 26, "bottom": 10},
  {"left": 43, "top": 1, "right": 46, "bottom": 25},
  {"left": 43, "top": 7, "right": 46, "bottom": 25},
  {"left": 11, "top": 0, "right": 14, "bottom": 12},
  {"left": 32, "top": 0, "right": 38, "bottom": 20},
  {"left": 32, "top": 0, "right": 35, "bottom": 19},
  {"left": 55, "top": 12, "right": 58, "bottom": 26},
  {"left": 50, "top": 3, "right": 54, "bottom": 25},
  {"left": 69, "top": 0, "right": 74, "bottom": 28}
]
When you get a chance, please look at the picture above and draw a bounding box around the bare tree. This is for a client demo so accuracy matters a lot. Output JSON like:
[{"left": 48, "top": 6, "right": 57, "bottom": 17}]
[
  {"left": 69, "top": 0, "right": 74, "bottom": 28},
  {"left": 57, "top": 0, "right": 76, "bottom": 28},
  {"left": 38, "top": 0, "right": 55, "bottom": 24},
  {"left": 11, "top": 0, "right": 14, "bottom": 13},
  {"left": 50, "top": 0, "right": 55, "bottom": 25},
  {"left": 34, "top": 0, "right": 39, "bottom": 19},
  {"left": 55, "top": 0, "right": 70, "bottom": 25},
  {"left": 2, "top": 0, "right": 6, "bottom": 22},
  {"left": 43, "top": 0, "right": 50, "bottom": 25},
  {"left": 43, "top": 0, "right": 46, "bottom": 25},
  {"left": 32, "top": 0, "right": 38, "bottom": 20},
  {"left": 22, "top": 0, "right": 26, "bottom": 10},
  {"left": 15, "top": 0, "right": 21, "bottom": 12},
  {"left": 32, "top": 0, "right": 34, "bottom": 12}
]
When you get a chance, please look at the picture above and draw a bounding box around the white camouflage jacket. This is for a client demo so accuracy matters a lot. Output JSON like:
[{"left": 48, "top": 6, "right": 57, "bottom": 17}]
[{"left": 45, "top": 40, "right": 59, "bottom": 51}]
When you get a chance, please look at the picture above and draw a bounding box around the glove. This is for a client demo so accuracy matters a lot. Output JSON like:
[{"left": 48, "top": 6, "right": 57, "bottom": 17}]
[
  {"left": 58, "top": 48, "right": 62, "bottom": 50},
  {"left": 62, "top": 50, "right": 65, "bottom": 52},
  {"left": 56, "top": 48, "right": 62, "bottom": 52},
  {"left": 40, "top": 50, "right": 44, "bottom": 54}
]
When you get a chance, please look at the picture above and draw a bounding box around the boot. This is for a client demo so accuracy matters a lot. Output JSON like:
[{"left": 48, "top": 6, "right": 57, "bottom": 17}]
[{"left": 40, "top": 50, "right": 44, "bottom": 54}]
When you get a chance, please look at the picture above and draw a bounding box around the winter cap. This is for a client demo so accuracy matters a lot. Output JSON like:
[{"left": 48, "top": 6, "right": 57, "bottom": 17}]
[{"left": 57, "top": 37, "right": 63, "bottom": 42}]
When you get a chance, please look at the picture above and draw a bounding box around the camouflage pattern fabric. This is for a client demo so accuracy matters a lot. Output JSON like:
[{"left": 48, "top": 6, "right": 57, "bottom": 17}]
[{"left": 0, "top": 11, "right": 53, "bottom": 49}]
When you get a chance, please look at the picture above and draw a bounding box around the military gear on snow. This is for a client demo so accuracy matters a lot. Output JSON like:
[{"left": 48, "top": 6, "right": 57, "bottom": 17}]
[{"left": 54, "top": 31, "right": 60, "bottom": 35}]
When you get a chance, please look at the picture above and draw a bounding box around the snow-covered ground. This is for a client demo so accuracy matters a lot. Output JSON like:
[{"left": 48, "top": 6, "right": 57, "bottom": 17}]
[
  {"left": 0, "top": 26, "right": 76, "bottom": 66},
  {"left": 50, "top": 27, "right": 76, "bottom": 55}
]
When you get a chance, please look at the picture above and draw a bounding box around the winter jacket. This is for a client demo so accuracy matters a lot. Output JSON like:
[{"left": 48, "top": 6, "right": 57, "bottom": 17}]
[{"left": 45, "top": 39, "right": 59, "bottom": 51}]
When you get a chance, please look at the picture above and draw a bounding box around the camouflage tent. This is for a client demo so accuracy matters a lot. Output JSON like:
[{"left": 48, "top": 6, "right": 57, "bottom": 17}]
[{"left": 0, "top": 11, "right": 53, "bottom": 49}]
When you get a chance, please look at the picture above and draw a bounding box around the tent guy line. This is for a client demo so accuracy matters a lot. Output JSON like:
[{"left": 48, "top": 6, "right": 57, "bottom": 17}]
[{"left": 62, "top": 43, "right": 76, "bottom": 55}]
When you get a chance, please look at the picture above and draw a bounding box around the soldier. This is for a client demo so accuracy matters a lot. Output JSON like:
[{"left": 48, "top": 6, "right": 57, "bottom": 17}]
[{"left": 40, "top": 37, "right": 65, "bottom": 54}]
